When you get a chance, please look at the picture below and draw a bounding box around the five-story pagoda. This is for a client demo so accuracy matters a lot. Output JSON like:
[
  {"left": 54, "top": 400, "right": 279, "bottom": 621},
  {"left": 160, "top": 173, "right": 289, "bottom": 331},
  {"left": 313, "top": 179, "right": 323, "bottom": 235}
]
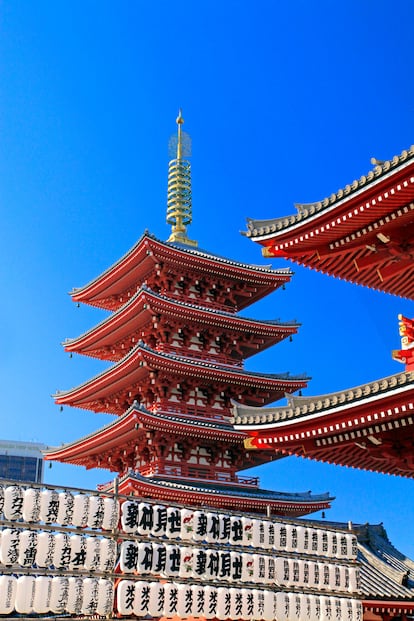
[{"left": 45, "top": 112, "right": 332, "bottom": 517}]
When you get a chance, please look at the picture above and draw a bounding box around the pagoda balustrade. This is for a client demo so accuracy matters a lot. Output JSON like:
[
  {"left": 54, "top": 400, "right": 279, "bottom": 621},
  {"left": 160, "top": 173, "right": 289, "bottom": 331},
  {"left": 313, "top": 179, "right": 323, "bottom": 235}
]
[
  {"left": 154, "top": 400, "right": 229, "bottom": 422},
  {"left": 155, "top": 342, "right": 244, "bottom": 368},
  {"left": 137, "top": 463, "right": 259, "bottom": 487}
]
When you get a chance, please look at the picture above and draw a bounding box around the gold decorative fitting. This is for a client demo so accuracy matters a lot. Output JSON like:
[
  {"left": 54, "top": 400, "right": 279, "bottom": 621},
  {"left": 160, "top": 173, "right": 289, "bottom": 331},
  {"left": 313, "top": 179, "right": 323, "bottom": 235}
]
[{"left": 166, "top": 110, "right": 198, "bottom": 247}]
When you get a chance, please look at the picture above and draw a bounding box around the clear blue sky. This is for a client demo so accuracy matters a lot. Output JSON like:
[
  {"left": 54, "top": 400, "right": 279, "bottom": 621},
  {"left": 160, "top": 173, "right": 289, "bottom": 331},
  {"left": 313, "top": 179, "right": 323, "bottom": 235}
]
[{"left": 1, "top": 2, "right": 413, "bottom": 556}]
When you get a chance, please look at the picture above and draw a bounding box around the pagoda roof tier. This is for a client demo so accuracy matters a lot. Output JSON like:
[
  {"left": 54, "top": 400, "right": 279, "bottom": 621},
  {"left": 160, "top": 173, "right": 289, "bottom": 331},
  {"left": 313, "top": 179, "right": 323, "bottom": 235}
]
[
  {"left": 54, "top": 341, "right": 309, "bottom": 414},
  {"left": 44, "top": 403, "right": 251, "bottom": 467},
  {"left": 98, "top": 471, "right": 333, "bottom": 517},
  {"left": 233, "top": 370, "right": 414, "bottom": 477},
  {"left": 64, "top": 285, "right": 299, "bottom": 361},
  {"left": 244, "top": 145, "right": 414, "bottom": 299},
  {"left": 70, "top": 232, "right": 293, "bottom": 311}
]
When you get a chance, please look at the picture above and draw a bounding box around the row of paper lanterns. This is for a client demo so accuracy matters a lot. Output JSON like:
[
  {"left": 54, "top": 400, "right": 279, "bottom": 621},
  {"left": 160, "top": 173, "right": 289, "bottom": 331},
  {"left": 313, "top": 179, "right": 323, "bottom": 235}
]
[
  {"left": 121, "top": 502, "right": 358, "bottom": 559},
  {"left": 0, "top": 574, "right": 113, "bottom": 616},
  {"left": 0, "top": 486, "right": 118, "bottom": 530},
  {"left": 0, "top": 486, "right": 357, "bottom": 563},
  {"left": 119, "top": 540, "right": 359, "bottom": 593},
  {"left": 116, "top": 580, "right": 363, "bottom": 621},
  {"left": 0, "top": 529, "right": 117, "bottom": 573}
]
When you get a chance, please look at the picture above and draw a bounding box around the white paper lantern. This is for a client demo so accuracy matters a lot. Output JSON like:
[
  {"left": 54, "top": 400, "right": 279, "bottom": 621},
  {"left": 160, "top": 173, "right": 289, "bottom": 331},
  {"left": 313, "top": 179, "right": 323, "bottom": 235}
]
[
  {"left": 0, "top": 527, "right": 20, "bottom": 565},
  {"left": 348, "top": 565, "right": 360, "bottom": 593},
  {"left": 241, "top": 588, "right": 256, "bottom": 620},
  {"left": 350, "top": 534, "right": 358, "bottom": 559},
  {"left": 0, "top": 485, "right": 4, "bottom": 515},
  {"left": 166, "top": 506, "right": 182, "bottom": 539},
  {"left": 53, "top": 533, "right": 71, "bottom": 569},
  {"left": 276, "top": 523, "right": 289, "bottom": 551},
  {"left": 72, "top": 493, "right": 89, "bottom": 527},
  {"left": 276, "top": 591, "right": 290, "bottom": 621},
  {"left": 206, "top": 511, "right": 221, "bottom": 543},
  {"left": 164, "top": 582, "right": 180, "bottom": 617},
  {"left": 15, "top": 575, "right": 36, "bottom": 614},
  {"left": 193, "top": 510, "right": 208, "bottom": 541},
  {"left": 180, "top": 508, "right": 196, "bottom": 540},
  {"left": 241, "top": 517, "right": 256, "bottom": 547},
  {"left": 96, "top": 578, "right": 114, "bottom": 616},
  {"left": 18, "top": 529, "right": 38, "bottom": 567},
  {"left": 66, "top": 576, "right": 84, "bottom": 615},
  {"left": 310, "top": 561, "right": 321, "bottom": 588},
  {"left": 177, "top": 582, "right": 194, "bottom": 618},
  {"left": 49, "top": 576, "right": 69, "bottom": 614},
  {"left": 137, "top": 541, "right": 154, "bottom": 575},
  {"left": 121, "top": 500, "right": 139, "bottom": 533},
  {"left": 229, "top": 515, "right": 244, "bottom": 546},
  {"left": 205, "top": 585, "right": 218, "bottom": 619},
  {"left": 85, "top": 535, "right": 101, "bottom": 571},
  {"left": 338, "top": 533, "right": 349, "bottom": 558},
  {"left": 102, "top": 496, "right": 119, "bottom": 530},
  {"left": 117, "top": 579, "right": 136, "bottom": 616},
  {"left": 205, "top": 548, "right": 221, "bottom": 579},
  {"left": 88, "top": 495, "right": 105, "bottom": 528},
  {"left": 320, "top": 596, "right": 333, "bottom": 621},
  {"left": 39, "top": 489, "right": 59, "bottom": 524},
  {"left": 81, "top": 577, "right": 100, "bottom": 616},
  {"left": 163, "top": 544, "right": 181, "bottom": 577},
  {"left": 275, "top": 557, "right": 290, "bottom": 586},
  {"left": 23, "top": 487, "right": 40, "bottom": 522},
  {"left": 3, "top": 485, "right": 23, "bottom": 521},
  {"left": 352, "top": 598, "right": 364, "bottom": 620},
  {"left": 33, "top": 576, "right": 52, "bottom": 614},
  {"left": 285, "top": 524, "right": 299, "bottom": 552},
  {"left": 229, "top": 587, "right": 244, "bottom": 619},
  {"left": 230, "top": 551, "right": 243, "bottom": 582},
  {"left": 266, "top": 520, "right": 276, "bottom": 549},
  {"left": 133, "top": 580, "right": 152, "bottom": 617},
  {"left": 218, "top": 550, "right": 232, "bottom": 581},
  {"left": 0, "top": 575, "right": 17, "bottom": 615},
  {"left": 150, "top": 504, "right": 167, "bottom": 537},
  {"left": 69, "top": 534, "right": 87, "bottom": 571},
  {"left": 264, "top": 555, "right": 276, "bottom": 584},
  {"left": 152, "top": 542, "right": 167, "bottom": 574},
  {"left": 191, "top": 584, "right": 206, "bottom": 618},
  {"left": 241, "top": 552, "right": 255, "bottom": 582},
  {"left": 148, "top": 581, "right": 165, "bottom": 617},
  {"left": 120, "top": 540, "right": 138, "bottom": 573},
  {"left": 36, "top": 531, "right": 55, "bottom": 567},
  {"left": 216, "top": 586, "right": 230, "bottom": 620},
  {"left": 57, "top": 491, "right": 74, "bottom": 526},
  {"left": 192, "top": 547, "right": 207, "bottom": 579},
  {"left": 136, "top": 502, "right": 154, "bottom": 536},
  {"left": 257, "top": 520, "right": 267, "bottom": 548},
  {"left": 179, "top": 546, "right": 195, "bottom": 578},
  {"left": 295, "top": 525, "right": 306, "bottom": 553},
  {"left": 100, "top": 537, "right": 117, "bottom": 573},
  {"left": 262, "top": 589, "right": 276, "bottom": 621}
]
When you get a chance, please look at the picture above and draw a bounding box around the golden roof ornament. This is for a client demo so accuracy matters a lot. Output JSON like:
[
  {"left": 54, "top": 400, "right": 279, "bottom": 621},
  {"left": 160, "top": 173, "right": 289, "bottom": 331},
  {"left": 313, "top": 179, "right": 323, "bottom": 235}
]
[{"left": 166, "top": 110, "right": 197, "bottom": 247}]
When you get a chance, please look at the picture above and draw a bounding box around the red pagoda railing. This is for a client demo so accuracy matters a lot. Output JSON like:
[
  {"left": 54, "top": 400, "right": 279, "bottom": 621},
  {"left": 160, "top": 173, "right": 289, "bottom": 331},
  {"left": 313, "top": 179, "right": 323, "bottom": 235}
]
[{"left": 138, "top": 464, "right": 259, "bottom": 488}]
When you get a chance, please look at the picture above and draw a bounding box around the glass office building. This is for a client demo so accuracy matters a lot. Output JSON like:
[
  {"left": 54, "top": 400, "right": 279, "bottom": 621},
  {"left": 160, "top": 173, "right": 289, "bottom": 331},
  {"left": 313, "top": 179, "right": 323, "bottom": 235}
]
[{"left": 0, "top": 440, "right": 47, "bottom": 483}]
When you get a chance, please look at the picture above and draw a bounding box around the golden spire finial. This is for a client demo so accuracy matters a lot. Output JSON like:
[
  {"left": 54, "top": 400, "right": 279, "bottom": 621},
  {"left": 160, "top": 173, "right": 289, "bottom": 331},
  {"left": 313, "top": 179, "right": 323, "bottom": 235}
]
[{"left": 166, "top": 110, "right": 197, "bottom": 247}]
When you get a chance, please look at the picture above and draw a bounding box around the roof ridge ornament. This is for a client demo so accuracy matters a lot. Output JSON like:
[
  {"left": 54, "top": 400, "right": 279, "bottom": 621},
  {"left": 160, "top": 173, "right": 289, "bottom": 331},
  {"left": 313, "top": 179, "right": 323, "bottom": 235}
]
[{"left": 166, "top": 110, "right": 198, "bottom": 247}]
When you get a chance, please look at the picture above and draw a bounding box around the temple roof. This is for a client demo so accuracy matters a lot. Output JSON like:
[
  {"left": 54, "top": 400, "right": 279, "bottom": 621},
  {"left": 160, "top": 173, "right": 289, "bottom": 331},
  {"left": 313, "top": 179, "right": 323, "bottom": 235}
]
[
  {"left": 44, "top": 403, "right": 250, "bottom": 466},
  {"left": 98, "top": 471, "right": 333, "bottom": 517},
  {"left": 244, "top": 145, "right": 414, "bottom": 299},
  {"left": 64, "top": 285, "right": 299, "bottom": 361},
  {"left": 353, "top": 523, "right": 414, "bottom": 610},
  {"left": 70, "top": 232, "right": 293, "bottom": 310},
  {"left": 233, "top": 370, "right": 414, "bottom": 477},
  {"left": 55, "top": 341, "right": 309, "bottom": 414}
]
